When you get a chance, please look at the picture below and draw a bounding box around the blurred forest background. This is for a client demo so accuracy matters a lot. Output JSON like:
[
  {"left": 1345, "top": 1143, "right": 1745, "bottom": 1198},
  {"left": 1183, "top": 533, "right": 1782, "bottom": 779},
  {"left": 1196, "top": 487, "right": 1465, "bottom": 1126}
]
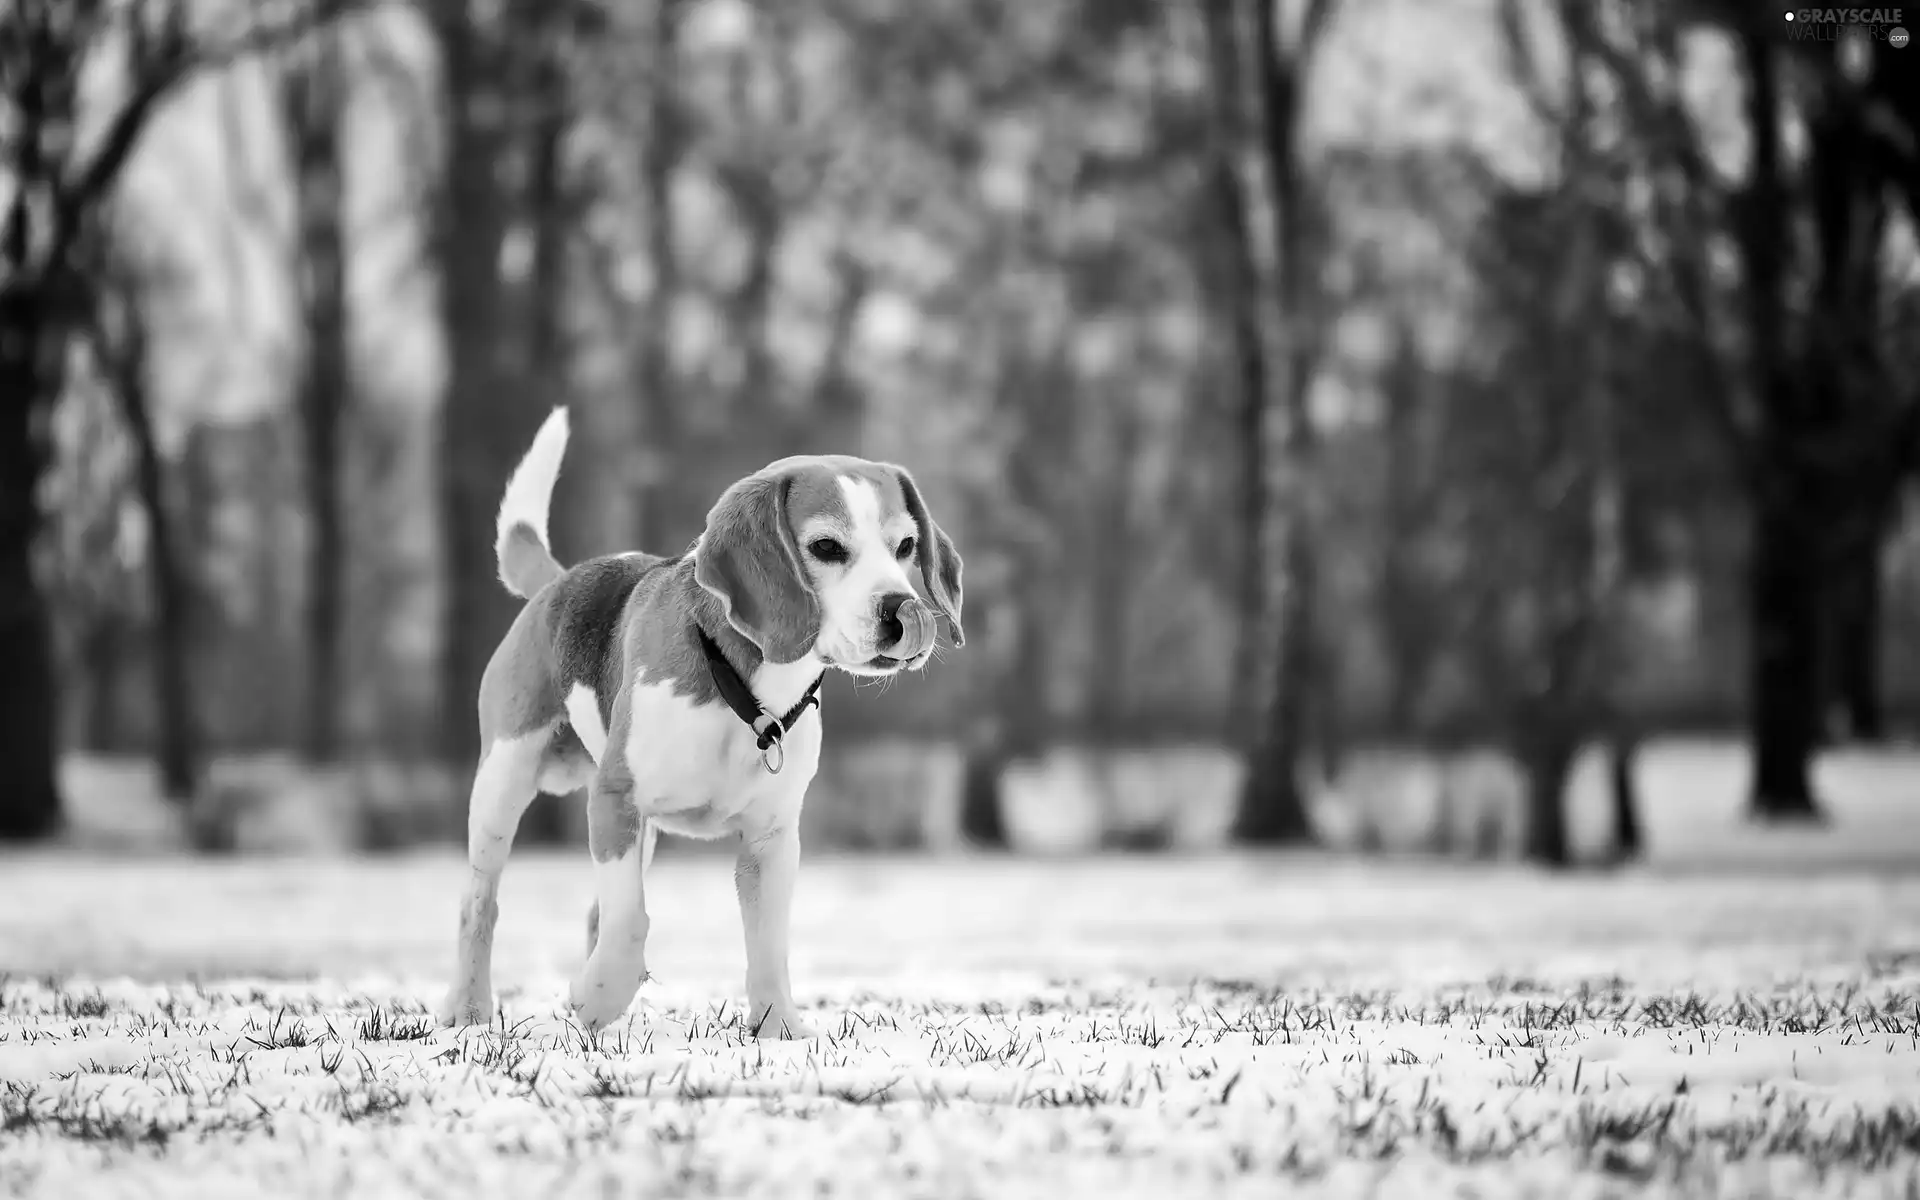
[{"left": 3, "top": 0, "right": 1918, "bottom": 866}]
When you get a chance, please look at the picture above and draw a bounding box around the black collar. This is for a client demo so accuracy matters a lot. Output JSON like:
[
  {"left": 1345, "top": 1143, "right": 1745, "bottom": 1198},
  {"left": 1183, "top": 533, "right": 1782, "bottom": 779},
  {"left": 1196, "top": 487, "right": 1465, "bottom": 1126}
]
[{"left": 695, "top": 625, "right": 823, "bottom": 753}]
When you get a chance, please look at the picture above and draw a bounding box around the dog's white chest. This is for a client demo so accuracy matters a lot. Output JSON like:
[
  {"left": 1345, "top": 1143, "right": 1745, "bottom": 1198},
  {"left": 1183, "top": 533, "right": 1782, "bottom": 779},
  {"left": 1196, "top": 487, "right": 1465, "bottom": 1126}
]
[{"left": 620, "top": 680, "right": 821, "bottom": 838}]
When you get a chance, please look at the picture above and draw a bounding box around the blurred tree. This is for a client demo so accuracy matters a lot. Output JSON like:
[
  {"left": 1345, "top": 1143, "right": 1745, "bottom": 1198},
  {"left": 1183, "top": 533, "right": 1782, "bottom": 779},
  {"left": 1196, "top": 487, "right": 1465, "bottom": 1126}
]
[
  {"left": 0, "top": 0, "right": 343, "bottom": 839},
  {"left": 1199, "top": 0, "right": 1338, "bottom": 844},
  {"left": 1609, "top": 722, "right": 1643, "bottom": 859},
  {"left": 79, "top": 220, "right": 202, "bottom": 801},
  {"left": 1613, "top": 1, "right": 1920, "bottom": 818},
  {"left": 77, "top": 581, "right": 134, "bottom": 753},
  {"left": 1199, "top": 0, "right": 1267, "bottom": 729},
  {"left": 1836, "top": 27, "right": 1920, "bottom": 741},
  {"left": 429, "top": 0, "right": 524, "bottom": 781},
  {"left": 562, "top": 0, "right": 678, "bottom": 561},
  {"left": 523, "top": 23, "right": 571, "bottom": 425},
  {"left": 277, "top": 15, "right": 353, "bottom": 763},
  {"left": 39, "top": 361, "right": 141, "bottom": 756},
  {"left": 508, "top": 0, "right": 578, "bottom": 845},
  {"left": 1732, "top": 16, "right": 1828, "bottom": 819},
  {"left": 426, "top": 0, "right": 596, "bottom": 829},
  {"left": 956, "top": 752, "right": 1011, "bottom": 848},
  {"left": 1372, "top": 313, "right": 1447, "bottom": 738},
  {"left": 959, "top": 320, "right": 1076, "bottom": 849},
  {"left": 1446, "top": 196, "right": 1621, "bottom": 867},
  {"left": 1242, "top": 0, "right": 1340, "bottom": 834},
  {"left": 178, "top": 413, "right": 308, "bottom": 752},
  {"left": 1453, "top": 0, "right": 1645, "bottom": 865},
  {"left": 1741, "top": 20, "right": 1920, "bottom": 783}
]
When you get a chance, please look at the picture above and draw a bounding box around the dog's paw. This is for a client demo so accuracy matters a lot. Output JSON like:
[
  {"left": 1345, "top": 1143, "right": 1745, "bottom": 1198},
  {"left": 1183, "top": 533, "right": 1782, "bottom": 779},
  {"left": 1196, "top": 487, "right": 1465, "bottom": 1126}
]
[
  {"left": 747, "top": 1005, "right": 819, "bottom": 1041},
  {"left": 567, "top": 998, "right": 635, "bottom": 1035},
  {"left": 567, "top": 972, "right": 645, "bottom": 1034},
  {"left": 436, "top": 988, "right": 493, "bottom": 1028}
]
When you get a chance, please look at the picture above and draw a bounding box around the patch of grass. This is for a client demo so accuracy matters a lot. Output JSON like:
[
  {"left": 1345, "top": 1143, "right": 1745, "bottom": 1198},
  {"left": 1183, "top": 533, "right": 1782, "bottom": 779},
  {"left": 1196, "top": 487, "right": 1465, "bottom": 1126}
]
[
  {"left": 242, "top": 1008, "right": 315, "bottom": 1051},
  {"left": 55, "top": 991, "right": 110, "bottom": 1021},
  {"left": 5, "top": 855, "right": 1920, "bottom": 1196},
  {"left": 355, "top": 1006, "right": 434, "bottom": 1043},
  {"left": 5, "top": 978, "right": 1905, "bottom": 1196}
]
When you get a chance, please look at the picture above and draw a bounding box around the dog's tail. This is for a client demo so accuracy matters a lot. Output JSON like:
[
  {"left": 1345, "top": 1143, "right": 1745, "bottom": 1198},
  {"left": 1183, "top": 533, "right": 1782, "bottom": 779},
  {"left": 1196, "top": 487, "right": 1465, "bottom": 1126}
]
[{"left": 495, "top": 407, "right": 570, "bottom": 599}]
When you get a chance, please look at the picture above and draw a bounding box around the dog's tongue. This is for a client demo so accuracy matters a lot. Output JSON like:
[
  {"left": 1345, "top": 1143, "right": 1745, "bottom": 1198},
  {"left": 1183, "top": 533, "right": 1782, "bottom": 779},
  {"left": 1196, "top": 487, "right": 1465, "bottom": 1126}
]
[{"left": 893, "top": 598, "right": 936, "bottom": 659}]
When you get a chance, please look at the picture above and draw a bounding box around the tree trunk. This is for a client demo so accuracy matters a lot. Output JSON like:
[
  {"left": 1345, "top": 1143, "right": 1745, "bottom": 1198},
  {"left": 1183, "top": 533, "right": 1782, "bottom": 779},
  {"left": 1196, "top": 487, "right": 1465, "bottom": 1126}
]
[
  {"left": 0, "top": 294, "right": 64, "bottom": 840},
  {"left": 1237, "top": 745, "right": 1315, "bottom": 842},
  {"left": 1828, "top": 531, "right": 1884, "bottom": 742},
  {"left": 1232, "top": 0, "right": 1323, "bottom": 846},
  {"left": 1520, "top": 729, "right": 1576, "bottom": 867},
  {"left": 1236, "top": 519, "right": 1317, "bottom": 844},
  {"left": 962, "top": 326, "right": 1074, "bottom": 850},
  {"left": 1803, "top": 86, "right": 1891, "bottom": 749},
  {"left": 1608, "top": 723, "right": 1642, "bottom": 860},
  {"left": 958, "top": 745, "right": 1011, "bottom": 850},
  {"left": 1235, "top": 602, "right": 1317, "bottom": 843},
  {"left": 1733, "top": 23, "right": 1826, "bottom": 823},
  {"left": 809, "top": 251, "right": 872, "bottom": 451},
  {"left": 1374, "top": 345, "right": 1420, "bottom": 733},
  {"left": 129, "top": 424, "right": 199, "bottom": 800},
  {"left": 1376, "top": 320, "right": 1433, "bottom": 738},
  {"left": 284, "top": 36, "right": 351, "bottom": 765},
  {"left": 514, "top": 26, "right": 574, "bottom": 846},
  {"left": 720, "top": 167, "right": 783, "bottom": 420},
  {"left": 82, "top": 617, "right": 126, "bottom": 753},
  {"left": 961, "top": 560, "right": 1055, "bottom": 850},
  {"left": 1199, "top": 0, "right": 1268, "bottom": 729},
  {"left": 116, "top": 345, "right": 201, "bottom": 801},
  {"left": 634, "top": 0, "right": 686, "bottom": 553},
  {"left": 1747, "top": 494, "right": 1825, "bottom": 821},
  {"left": 0, "top": 0, "right": 260, "bottom": 841},
  {"left": 432, "top": 1, "right": 526, "bottom": 776},
  {"left": 1084, "top": 415, "right": 1139, "bottom": 744}
]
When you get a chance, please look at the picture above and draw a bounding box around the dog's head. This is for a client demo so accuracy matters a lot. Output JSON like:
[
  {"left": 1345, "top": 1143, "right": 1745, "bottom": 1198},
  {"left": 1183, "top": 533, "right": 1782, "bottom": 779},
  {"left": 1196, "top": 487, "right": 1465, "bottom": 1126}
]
[{"left": 693, "top": 456, "right": 964, "bottom": 674}]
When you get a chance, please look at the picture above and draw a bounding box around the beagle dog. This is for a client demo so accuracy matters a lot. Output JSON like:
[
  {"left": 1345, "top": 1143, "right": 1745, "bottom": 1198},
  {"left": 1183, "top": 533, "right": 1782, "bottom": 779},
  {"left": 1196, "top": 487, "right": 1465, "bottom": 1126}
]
[{"left": 436, "top": 408, "right": 963, "bottom": 1039}]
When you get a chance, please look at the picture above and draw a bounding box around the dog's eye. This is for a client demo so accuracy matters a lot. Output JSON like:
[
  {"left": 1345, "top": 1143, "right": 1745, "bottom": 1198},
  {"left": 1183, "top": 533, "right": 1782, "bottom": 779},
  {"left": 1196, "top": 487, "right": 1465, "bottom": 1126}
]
[
  {"left": 808, "top": 537, "right": 849, "bottom": 564},
  {"left": 895, "top": 536, "right": 916, "bottom": 561}
]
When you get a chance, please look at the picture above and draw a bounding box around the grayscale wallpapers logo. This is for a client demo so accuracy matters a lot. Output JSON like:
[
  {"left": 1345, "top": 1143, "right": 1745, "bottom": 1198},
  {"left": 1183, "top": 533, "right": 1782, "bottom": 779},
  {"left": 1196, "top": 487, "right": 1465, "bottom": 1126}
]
[{"left": 1785, "top": 8, "right": 1909, "bottom": 42}]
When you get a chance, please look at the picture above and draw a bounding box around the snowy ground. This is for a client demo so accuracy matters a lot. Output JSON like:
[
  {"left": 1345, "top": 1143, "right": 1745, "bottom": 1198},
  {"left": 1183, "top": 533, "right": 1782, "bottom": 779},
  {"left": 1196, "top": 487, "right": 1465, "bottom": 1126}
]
[{"left": 3, "top": 848, "right": 1920, "bottom": 1198}]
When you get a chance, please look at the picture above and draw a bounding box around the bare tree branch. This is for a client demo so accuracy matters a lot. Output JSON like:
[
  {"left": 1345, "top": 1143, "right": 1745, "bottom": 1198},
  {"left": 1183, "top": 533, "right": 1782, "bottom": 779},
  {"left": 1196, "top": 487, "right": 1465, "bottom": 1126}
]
[
  {"left": 1297, "top": 0, "right": 1339, "bottom": 59},
  {"left": 1569, "top": 1, "right": 1762, "bottom": 481},
  {"left": 1498, "top": 0, "right": 1561, "bottom": 132},
  {"left": 37, "top": 0, "right": 382, "bottom": 292}
]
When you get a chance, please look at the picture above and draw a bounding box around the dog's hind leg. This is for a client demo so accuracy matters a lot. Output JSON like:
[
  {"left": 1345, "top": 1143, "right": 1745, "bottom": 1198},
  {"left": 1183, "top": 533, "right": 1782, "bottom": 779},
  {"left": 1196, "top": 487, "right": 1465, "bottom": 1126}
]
[{"left": 438, "top": 731, "right": 546, "bottom": 1028}]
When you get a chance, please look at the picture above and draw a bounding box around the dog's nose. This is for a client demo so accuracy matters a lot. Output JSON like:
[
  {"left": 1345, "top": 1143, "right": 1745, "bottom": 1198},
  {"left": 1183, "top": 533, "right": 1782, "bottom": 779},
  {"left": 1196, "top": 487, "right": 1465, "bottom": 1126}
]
[
  {"left": 877, "top": 591, "right": 911, "bottom": 644},
  {"left": 877, "top": 591, "right": 931, "bottom": 657}
]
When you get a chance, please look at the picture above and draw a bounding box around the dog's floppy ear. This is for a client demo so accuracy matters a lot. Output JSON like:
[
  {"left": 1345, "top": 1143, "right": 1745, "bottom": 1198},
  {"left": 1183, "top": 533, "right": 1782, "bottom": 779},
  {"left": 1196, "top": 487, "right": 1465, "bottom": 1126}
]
[
  {"left": 694, "top": 470, "right": 821, "bottom": 664},
  {"left": 892, "top": 468, "right": 965, "bottom": 648}
]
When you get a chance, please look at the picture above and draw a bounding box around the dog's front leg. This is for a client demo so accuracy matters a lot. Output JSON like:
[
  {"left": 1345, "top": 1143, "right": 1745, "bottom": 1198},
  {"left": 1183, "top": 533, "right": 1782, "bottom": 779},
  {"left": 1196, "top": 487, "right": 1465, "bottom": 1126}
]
[
  {"left": 568, "top": 746, "right": 652, "bottom": 1034},
  {"left": 735, "top": 826, "right": 817, "bottom": 1040}
]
